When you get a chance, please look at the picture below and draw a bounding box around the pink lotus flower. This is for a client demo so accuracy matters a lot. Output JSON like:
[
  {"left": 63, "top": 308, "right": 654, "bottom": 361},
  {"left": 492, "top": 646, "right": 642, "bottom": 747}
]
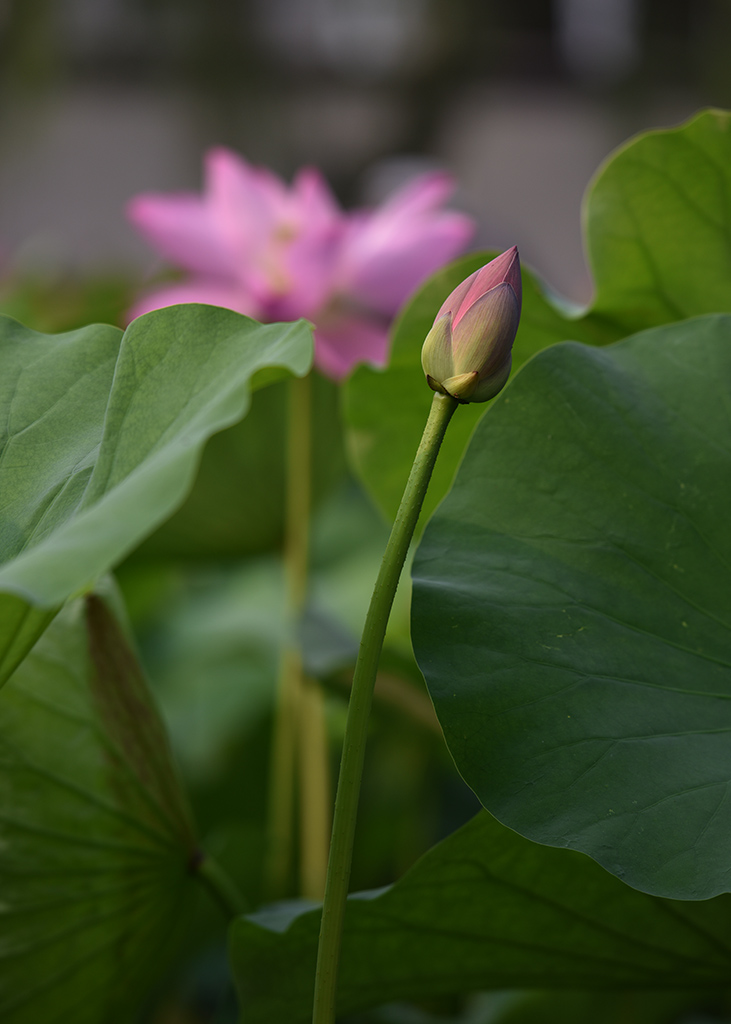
[
  {"left": 127, "top": 149, "right": 474, "bottom": 380},
  {"left": 421, "top": 246, "right": 521, "bottom": 403}
]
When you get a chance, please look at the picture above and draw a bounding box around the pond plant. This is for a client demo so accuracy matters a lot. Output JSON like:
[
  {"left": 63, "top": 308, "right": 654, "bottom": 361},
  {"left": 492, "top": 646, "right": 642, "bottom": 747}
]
[{"left": 1, "top": 108, "right": 731, "bottom": 1024}]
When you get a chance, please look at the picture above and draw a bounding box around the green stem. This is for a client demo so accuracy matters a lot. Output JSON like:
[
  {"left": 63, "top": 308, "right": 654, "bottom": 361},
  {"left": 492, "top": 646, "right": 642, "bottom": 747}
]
[
  {"left": 312, "top": 391, "right": 459, "bottom": 1024},
  {"left": 285, "top": 372, "right": 312, "bottom": 616},
  {"left": 267, "top": 372, "right": 331, "bottom": 901},
  {"left": 195, "top": 851, "right": 248, "bottom": 919},
  {"left": 266, "top": 372, "right": 312, "bottom": 897},
  {"left": 266, "top": 646, "right": 300, "bottom": 897},
  {"left": 298, "top": 673, "right": 332, "bottom": 900}
]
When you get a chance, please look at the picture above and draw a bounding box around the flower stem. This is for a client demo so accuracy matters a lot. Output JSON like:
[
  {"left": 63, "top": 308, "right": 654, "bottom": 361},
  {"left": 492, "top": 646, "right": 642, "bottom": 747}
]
[
  {"left": 266, "top": 645, "right": 300, "bottom": 897},
  {"left": 267, "top": 372, "right": 331, "bottom": 900},
  {"left": 312, "top": 391, "right": 459, "bottom": 1024},
  {"left": 298, "top": 675, "right": 331, "bottom": 898}
]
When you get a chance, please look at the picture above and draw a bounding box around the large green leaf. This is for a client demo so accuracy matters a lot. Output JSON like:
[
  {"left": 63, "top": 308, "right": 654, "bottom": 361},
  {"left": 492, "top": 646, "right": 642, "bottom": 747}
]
[
  {"left": 229, "top": 812, "right": 731, "bottom": 1024},
  {"left": 0, "top": 306, "right": 312, "bottom": 684},
  {"left": 412, "top": 314, "right": 731, "bottom": 900},
  {"left": 589, "top": 107, "right": 731, "bottom": 332},
  {"left": 0, "top": 591, "right": 199, "bottom": 1023},
  {"left": 343, "top": 108, "right": 731, "bottom": 523}
]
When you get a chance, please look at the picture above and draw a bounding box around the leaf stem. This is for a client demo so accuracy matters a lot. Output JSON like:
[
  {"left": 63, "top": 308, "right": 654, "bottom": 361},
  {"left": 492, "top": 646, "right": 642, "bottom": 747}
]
[{"left": 312, "top": 391, "right": 459, "bottom": 1024}]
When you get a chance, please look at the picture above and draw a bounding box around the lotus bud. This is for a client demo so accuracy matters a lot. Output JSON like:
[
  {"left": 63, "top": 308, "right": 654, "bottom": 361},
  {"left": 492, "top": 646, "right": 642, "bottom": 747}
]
[{"left": 421, "top": 246, "right": 521, "bottom": 403}]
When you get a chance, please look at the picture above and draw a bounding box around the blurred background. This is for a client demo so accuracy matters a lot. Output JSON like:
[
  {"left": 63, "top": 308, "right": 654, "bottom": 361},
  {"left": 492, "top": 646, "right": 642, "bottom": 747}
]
[{"left": 1, "top": 0, "right": 729, "bottom": 314}]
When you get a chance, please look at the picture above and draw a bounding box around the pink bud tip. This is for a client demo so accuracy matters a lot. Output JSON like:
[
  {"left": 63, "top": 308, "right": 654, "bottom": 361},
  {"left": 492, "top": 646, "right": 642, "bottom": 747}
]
[{"left": 422, "top": 247, "right": 521, "bottom": 404}]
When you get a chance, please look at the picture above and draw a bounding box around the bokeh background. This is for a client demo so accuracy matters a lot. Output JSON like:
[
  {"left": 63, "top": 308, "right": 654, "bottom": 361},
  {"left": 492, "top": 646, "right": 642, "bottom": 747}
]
[{"left": 1, "top": 0, "right": 729, "bottom": 314}]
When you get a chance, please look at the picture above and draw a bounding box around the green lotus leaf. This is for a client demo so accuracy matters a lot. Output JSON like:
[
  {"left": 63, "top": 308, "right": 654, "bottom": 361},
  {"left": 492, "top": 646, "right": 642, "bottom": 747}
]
[
  {"left": 230, "top": 812, "right": 731, "bottom": 1023},
  {"left": 412, "top": 314, "right": 731, "bottom": 899},
  {"left": 0, "top": 306, "right": 312, "bottom": 684}
]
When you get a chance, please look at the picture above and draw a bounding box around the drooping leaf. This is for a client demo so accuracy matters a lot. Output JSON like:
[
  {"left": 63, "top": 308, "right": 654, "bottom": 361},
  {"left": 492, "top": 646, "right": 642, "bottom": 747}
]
[
  {"left": 412, "top": 314, "right": 731, "bottom": 900},
  {"left": 344, "top": 109, "right": 731, "bottom": 523},
  {"left": 0, "top": 591, "right": 200, "bottom": 1024},
  {"left": 229, "top": 812, "right": 731, "bottom": 1024},
  {"left": 0, "top": 306, "right": 312, "bottom": 684}
]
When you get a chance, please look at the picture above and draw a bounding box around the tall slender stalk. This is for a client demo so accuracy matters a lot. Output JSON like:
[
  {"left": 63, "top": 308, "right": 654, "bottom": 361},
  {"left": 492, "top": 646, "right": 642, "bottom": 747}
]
[
  {"left": 298, "top": 675, "right": 331, "bottom": 898},
  {"left": 312, "top": 391, "right": 459, "bottom": 1024},
  {"left": 266, "top": 644, "right": 300, "bottom": 896},
  {"left": 266, "top": 372, "right": 331, "bottom": 900}
]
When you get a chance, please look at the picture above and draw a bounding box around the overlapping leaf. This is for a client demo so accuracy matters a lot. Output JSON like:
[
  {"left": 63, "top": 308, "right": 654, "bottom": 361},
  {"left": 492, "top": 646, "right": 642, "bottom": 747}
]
[
  {"left": 0, "top": 306, "right": 312, "bottom": 683},
  {"left": 344, "top": 108, "right": 731, "bottom": 523},
  {"left": 412, "top": 314, "right": 731, "bottom": 899},
  {"left": 0, "top": 592, "right": 199, "bottom": 1023},
  {"left": 230, "top": 812, "right": 731, "bottom": 1024}
]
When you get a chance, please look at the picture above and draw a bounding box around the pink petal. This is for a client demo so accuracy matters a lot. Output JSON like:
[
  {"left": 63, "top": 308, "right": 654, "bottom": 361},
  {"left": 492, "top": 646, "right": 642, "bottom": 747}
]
[
  {"left": 375, "top": 171, "right": 457, "bottom": 220},
  {"left": 268, "top": 231, "right": 342, "bottom": 321},
  {"left": 127, "top": 193, "right": 240, "bottom": 279},
  {"left": 451, "top": 283, "right": 520, "bottom": 377},
  {"left": 434, "top": 267, "right": 479, "bottom": 324},
  {"left": 336, "top": 171, "right": 474, "bottom": 315},
  {"left": 437, "top": 247, "right": 521, "bottom": 327},
  {"left": 292, "top": 166, "right": 343, "bottom": 226},
  {"left": 340, "top": 212, "right": 475, "bottom": 316},
  {"left": 205, "top": 147, "right": 286, "bottom": 237},
  {"left": 456, "top": 247, "right": 521, "bottom": 327},
  {"left": 313, "top": 314, "right": 390, "bottom": 381},
  {"left": 204, "top": 150, "right": 346, "bottom": 317},
  {"left": 264, "top": 167, "right": 345, "bottom": 320},
  {"left": 125, "top": 279, "right": 262, "bottom": 324},
  {"left": 204, "top": 148, "right": 284, "bottom": 294}
]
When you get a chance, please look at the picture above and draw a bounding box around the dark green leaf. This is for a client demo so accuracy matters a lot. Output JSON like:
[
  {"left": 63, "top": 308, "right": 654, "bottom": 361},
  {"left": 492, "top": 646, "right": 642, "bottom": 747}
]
[
  {"left": 0, "top": 307, "right": 312, "bottom": 683},
  {"left": 0, "top": 591, "right": 199, "bottom": 1023},
  {"left": 463, "top": 991, "right": 721, "bottom": 1024},
  {"left": 412, "top": 315, "right": 731, "bottom": 899},
  {"left": 230, "top": 812, "right": 731, "bottom": 1024}
]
